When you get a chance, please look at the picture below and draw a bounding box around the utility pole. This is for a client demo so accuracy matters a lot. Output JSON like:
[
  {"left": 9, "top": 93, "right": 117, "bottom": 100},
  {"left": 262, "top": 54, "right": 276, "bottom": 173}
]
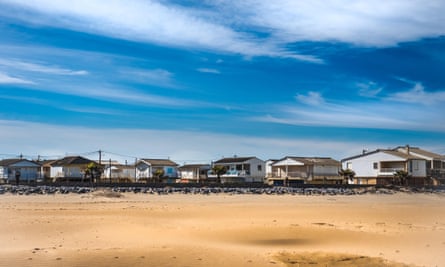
[
  {"left": 109, "top": 158, "right": 112, "bottom": 184},
  {"left": 98, "top": 150, "right": 102, "bottom": 184}
]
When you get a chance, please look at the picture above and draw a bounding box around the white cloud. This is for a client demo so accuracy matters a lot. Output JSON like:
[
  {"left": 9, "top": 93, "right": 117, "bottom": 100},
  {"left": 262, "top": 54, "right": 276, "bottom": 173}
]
[
  {"left": 223, "top": 0, "right": 445, "bottom": 47},
  {"left": 121, "top": 68, "right": 177, "bottom": 88},
  {"left": 0, "top": 59, "right": 88, "bottom": 75},
  {"left": 254, "top": 91, "right": 445, "bottom": 132},
  {"left": 0, "top": 0, "right": 322, "bottom": 62},
  {"left": 0, "top": 119, "right": 402, "bottom": 162},
  {"left": 0, "top": 72, "right": 34, "bottom": 84},
  {"left": 295, "top": 91, "right": 325, "bottom": 106},
  {"left": 1, "top": 0, "right": 443, "bottom": 63},
  {"left": 387, "top": 82, "right": 445, "bottom": 105},
  {"left": 197, "top": 68, "right": 220, "bottom": 74},
  {"left": 357, "top": 82, "right": 383, "bottom": 98}
]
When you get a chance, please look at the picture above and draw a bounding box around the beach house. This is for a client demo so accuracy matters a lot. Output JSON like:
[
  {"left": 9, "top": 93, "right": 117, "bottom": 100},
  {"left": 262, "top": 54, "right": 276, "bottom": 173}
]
[
  {"left": 268, "top": 157, "right": 342, "bottom": 185},
  {"left": 135, "top": 158, "right": 179, "bottom": 183},
  {"left": 210, "top": 156, "right": 265, "bottom": 183},
  {"left": 394, "top": 146, "right": 445, "bottom": 184},
  {"left": 178, "top": 164, "right": 211, "bottom": 183},
  {"left": 48, "top": 156, "right": 96, "bottom": 181},
  {"left": 0, "top": 158, "right": 41, "bottom": 183},
  {"left": 341, "top": 147, "right": 427, "bottom": 185},
  {"left": 102, "top": 160, "right": 136, "bottom": 182}
]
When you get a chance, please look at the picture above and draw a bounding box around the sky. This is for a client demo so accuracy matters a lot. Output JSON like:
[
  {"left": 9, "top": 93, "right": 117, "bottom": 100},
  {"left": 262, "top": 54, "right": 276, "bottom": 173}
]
[{"left": 0, "top": 0, "right": 445, "bottom": 164}]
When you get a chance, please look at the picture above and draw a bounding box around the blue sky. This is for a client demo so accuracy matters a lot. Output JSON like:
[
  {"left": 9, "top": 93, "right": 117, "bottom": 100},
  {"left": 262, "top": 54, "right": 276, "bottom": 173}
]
[{"left": 0, "top": 0, "right": 444, "bottom": 163}]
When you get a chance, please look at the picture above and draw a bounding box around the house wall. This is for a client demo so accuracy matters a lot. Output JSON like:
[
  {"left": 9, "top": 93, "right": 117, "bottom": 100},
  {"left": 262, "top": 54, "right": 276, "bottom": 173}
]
[
  {"left": 342, "top": 152, "right": 407, "bottom": 178},
  {"left": 162, "top": 166, "right": 178, "bottom": 178},
  {"left": 51, "top": 166, "right": 64, "bottom": 178},
  {"left": 136, "top": 162, "right": 151, "bottom": 180},
  {"left": 313, "top": 165, "right": 339, "bottom": 176},
  {"left": 0, "top": 167, "right": 8, "bottom": 180},
  {"left": 216, "top": 158, "right": 265, "bottom": 182},
  {"left": 265, "top": 160, "right": 275, "bottom": 178},
  {"left": 245, "top": 158, "right": 265, "bottom": 182},
  {"left": 180, "top": 169, "right": 196, "bottom": 179},
  {"left": 272, "top": 165, "right": 308, "bottom": 178},
  {"left": 409, "top": 159, "right": 427, "bottom": 177},
  {"left": 50, "top": 165, "right": 85, "bottom": 179},
  {"left": 0, "top": 162, "right": 41, "bottom": 181}
]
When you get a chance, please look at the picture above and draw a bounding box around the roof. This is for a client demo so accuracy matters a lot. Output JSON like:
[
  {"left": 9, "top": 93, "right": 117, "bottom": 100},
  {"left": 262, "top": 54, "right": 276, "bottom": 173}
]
[
  {"left": 140, "top": 159, "right": 178, "bottom": 166},
  {"left": 38, "top": 159, "right": 57, "bottom": 166},
  {"left": 0, "top": 158, "right": 41, "bottom": 167},
  {"left": 342, "top": 149, "right": 423, "bottom": 162},
  {"left": 395, "top": 146, "right": 445, "bottom": 160},
  {"left": 214, "top": 157, "right": 257, "bottom": 164},
  {"left": 179, "top": 164, "right": 211, "bottom": 169},
  {"left": 274, "top": 156, "right": 340, "bottom": 166},
  {"left": 50, "top": 156, "right": 95, "bottom": 166}
]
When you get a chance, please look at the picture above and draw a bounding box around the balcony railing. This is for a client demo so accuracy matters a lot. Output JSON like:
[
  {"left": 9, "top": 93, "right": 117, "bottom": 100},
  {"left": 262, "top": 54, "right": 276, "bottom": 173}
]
[
  {"left": 272, "top": 171, "right": 308, "bottom": 178},
  {"left": 379, "top": 167, "right": 405, "bottom": 173}
]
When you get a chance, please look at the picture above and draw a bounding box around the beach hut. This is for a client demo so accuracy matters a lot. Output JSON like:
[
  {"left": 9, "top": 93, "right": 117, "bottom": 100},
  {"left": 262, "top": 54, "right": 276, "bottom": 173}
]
[{"left": 0, "top": 158, "right": 41, "bottom": 183}]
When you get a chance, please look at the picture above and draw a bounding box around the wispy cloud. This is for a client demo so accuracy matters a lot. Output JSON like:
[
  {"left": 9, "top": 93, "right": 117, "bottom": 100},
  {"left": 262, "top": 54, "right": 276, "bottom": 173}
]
[
  {"left": 357, "top": 82, "right": 383, "bottom": 98},
  {"left": 0, "top": 0, "right": 322, "bottom": 62},
  {"left": 255, "top": 87, "right": 445, "bottom": 132},
  {"left": 387, "top": 82, "right": 445, "bottom": 105},
  {"left": 120, "top": 68, "right": 177, "bottom": 88},
  {"left": 0, "top": 72, "right": 34, "bottom": 84},
  {"left": 222, "top": 1, "right": 445, "bottom": 47},
  {"left": 0, "top": 59, "right": 88, "bottom": 75},
  {"left": 295, "top": 91, "right": 325, "bottom": 106},
  {"left": 197, "top": 68, "right": 220, "bottom": 74}
]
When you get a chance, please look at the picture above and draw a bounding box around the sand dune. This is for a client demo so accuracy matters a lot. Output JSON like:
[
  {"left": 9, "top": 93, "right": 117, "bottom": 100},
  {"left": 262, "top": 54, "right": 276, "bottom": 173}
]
[{"left": 1, "top": 192, "right": 444, "bottom": 266}]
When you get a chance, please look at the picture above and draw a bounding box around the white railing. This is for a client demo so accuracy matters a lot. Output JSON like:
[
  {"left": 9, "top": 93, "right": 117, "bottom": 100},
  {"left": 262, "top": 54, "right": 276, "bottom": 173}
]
[{"left": 379, "top": 167, "right": 405, "bottom": 173}]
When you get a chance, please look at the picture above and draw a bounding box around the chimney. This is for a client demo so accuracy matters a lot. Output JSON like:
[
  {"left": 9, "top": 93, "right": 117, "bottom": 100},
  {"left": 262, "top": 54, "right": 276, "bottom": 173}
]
[{"left": 405, "top": 144, "right": 410, "bottom": 155}]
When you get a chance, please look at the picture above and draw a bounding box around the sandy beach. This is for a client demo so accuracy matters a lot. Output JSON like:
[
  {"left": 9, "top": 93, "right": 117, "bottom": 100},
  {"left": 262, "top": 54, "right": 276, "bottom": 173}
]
[{"left": 1, "top": 190, "right": 445, "bottom": 267}]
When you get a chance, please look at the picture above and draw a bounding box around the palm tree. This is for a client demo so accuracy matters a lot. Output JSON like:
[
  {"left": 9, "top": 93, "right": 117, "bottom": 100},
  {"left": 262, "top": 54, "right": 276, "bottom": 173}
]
[
  {"left": 339, "top": 168, "right": 355, "bottom": 184},
  {"left": 84, "top": 162, "right": 103, "bottom": 184},
  {"left": 212, "top": 165, "right": 226, "bottom": 184},
  {"left": 393, "top": 170, "right": 411, "bottom": 186},
  {"left": 153, "top": 168, "right": 165, "bottom": 183}
]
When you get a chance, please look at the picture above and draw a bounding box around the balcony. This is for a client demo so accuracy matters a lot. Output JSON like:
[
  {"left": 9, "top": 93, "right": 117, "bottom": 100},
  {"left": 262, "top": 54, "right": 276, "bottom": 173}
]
[
  {"left": 379, "top": 167, "right": 405, "bottom": 175},
  {"left": 272, "top": 171, "right": 308, "bottom": 178}
]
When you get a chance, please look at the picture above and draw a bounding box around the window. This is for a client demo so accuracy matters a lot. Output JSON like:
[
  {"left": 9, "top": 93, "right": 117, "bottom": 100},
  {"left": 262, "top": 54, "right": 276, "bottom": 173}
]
[
  {"left": 373, "top": 162, "right": 378, "bottom": 169},
  {"left": 257, "top": 165, "right": 262, "bottom": 171},
  {"left": 414, "top": 161, "right": 419, "bottom": 171},
  {"left": 346, "top": 162, "right": 352, "bottom": 169}
]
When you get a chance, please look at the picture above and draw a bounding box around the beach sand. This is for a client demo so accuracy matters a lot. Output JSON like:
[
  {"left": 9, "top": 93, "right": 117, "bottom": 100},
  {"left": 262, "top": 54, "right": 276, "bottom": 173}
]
[{"left": 1, "top": 191, "right": 444, "bottom": 267}]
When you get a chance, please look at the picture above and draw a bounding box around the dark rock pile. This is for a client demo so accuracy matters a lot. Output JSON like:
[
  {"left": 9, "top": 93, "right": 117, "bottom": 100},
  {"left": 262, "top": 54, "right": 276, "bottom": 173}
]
[{"left": 0, "top": 185, "right": 444, "bottom": 196}]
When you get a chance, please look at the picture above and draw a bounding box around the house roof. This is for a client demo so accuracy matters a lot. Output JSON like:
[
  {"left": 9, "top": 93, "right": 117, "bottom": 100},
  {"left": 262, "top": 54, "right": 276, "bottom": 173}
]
[
  {"left": 342, "top": 149, "right": 423, "bottom": 162},
  {"left": 140, "top": 159, "right": 178, "bottom": 166},
  {"left": 39, "top": 159, "right": 57, "bottom": 166},
  {"left": 274, "top": 156, "right": 340, "bottom": 166},
  {"left": 50, "top": 156, "right": 95, "bottom": 166},
  {"left": 395, "top": 146, "right": 445, "bottom": 160},
  {"left": 214, "top": 157, "right": 256, "bottom": 164},
  {"left": 179, "top": 164, "right": 211, "bottom": 169},
  {"left": 0, "top": 158, "right": 41, "bottom": 167}
]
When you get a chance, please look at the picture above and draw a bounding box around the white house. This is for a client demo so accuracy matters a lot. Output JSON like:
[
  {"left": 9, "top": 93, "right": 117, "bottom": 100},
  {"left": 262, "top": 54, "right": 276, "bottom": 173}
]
[
  {"left": 178, "top": 164, "right": 210, "bottom": 183},
  {"left": 0, "top": 158, "right": 41, "bottom": 183},
  {"left": 49, "top": 156, "right": 96, "bottom": 181},
  {"left": 211, "top": 156, "right": 265, "bottom": 183},
  {"left": 341, "top": 148, "right": 427, "bottom": 185},
  {"left": 135, "top": 159, "right": 179, "bottom": 182},
  {"left": 103, "top": 162, "right": 136, "bottom": 182},
  {"left": 265, "top": 159, "right": 278, "bottom": 178},
  {"left": 395, "top": 146, "right": 445, "bottom": 184},
  {"left": 269, "top": 157, "right": 342, "bottom": 185}
]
